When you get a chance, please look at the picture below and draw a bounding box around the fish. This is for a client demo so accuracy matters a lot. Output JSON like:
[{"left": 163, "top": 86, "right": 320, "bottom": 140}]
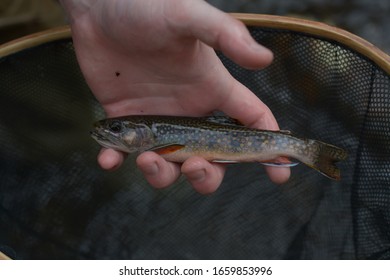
[{"left": 90, "top": 115, "right": 348, "bottom": 180}]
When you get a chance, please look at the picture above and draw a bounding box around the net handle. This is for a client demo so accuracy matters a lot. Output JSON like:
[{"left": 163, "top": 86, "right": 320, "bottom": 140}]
[
  {"left": 0, "top": 14, "right": 389, "bottom": 74},
  {"left": 0, "top": 25, "right": 71, "bottom": 57},
  {"left": 0, "top": 251, "right": 11, "bottom": 260}
]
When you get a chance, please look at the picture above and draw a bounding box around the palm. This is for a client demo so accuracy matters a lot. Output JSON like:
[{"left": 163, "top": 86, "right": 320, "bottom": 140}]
[{"left": 70, "top": 3, "right": 233, "bottom": 118}]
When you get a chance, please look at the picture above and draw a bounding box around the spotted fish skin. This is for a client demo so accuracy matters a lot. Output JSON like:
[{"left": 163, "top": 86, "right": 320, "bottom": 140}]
[{"left": 91, "top": 115, "right": 348, "bottom": 180}]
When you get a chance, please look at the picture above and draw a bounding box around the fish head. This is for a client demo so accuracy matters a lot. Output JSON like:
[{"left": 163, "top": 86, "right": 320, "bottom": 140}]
[{"left": 90, "top": 119, "right": 155, "bottom": 153}]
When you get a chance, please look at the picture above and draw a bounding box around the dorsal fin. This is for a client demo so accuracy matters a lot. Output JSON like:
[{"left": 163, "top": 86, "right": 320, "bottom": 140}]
[{"left": 203, "top": 116, "right": 244, "bottom": 126}]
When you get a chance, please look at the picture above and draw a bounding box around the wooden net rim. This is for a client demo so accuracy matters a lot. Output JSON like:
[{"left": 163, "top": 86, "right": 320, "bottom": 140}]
[{"left": 0, "top": 14, "right": 389, "bottom": 73}]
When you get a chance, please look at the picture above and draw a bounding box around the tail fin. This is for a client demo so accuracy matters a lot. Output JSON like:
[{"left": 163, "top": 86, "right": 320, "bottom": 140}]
[{"left": 306, "top": 141, "right": 348, "bottom": 180}]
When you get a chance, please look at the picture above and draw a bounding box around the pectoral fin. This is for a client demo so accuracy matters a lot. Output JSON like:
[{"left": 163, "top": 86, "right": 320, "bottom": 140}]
[{"left": 149, "top": 144, "right": 185, "bottom": 155}]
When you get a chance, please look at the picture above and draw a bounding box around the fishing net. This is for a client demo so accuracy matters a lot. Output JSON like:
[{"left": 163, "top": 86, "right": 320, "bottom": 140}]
[{"left": 0, "top": 15, "right": 389, "bottom": 260}]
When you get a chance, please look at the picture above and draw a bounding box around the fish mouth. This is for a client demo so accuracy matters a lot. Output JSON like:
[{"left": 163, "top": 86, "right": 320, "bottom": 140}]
[
  {"left": 90, "top": 128, "right": 131, "bottom": 153},
  {"left": 90, "top": 129, "right": 116, "bottom": 149},
  {"left": 90, "top": 130, "right": 104, "bottom": 140}
]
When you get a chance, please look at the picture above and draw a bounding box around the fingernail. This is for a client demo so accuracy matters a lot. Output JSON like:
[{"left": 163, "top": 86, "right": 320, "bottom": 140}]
[
  {"left": 143, "top": 162, "right": 159, "bottom": 176},
  {"left": 186, "top": 169, "right": 206, "bottom": 182}
]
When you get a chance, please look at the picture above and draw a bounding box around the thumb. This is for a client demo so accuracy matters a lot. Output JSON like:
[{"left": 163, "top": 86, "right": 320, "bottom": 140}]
[{"left": 167, "top": 0, "right": 273, "bottom": 69}]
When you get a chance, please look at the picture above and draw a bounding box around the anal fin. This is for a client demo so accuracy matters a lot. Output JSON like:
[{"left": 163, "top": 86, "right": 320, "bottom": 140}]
[
  {"left": 260, "top": 157, "right": 299, "bottom": 167},
  {"left": 261, "top": 162, "right": 299, "bottom": 167}
]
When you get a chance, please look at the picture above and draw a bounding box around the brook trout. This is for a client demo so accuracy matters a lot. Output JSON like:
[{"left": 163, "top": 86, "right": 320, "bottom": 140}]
[{"left": 91, "top": 115, "right": 347, "bottom": 180}]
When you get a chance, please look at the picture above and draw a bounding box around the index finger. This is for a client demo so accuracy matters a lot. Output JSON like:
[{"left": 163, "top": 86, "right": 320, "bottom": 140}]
[{"left": 167, "top": 0, "right": 273, "bottom": 69}]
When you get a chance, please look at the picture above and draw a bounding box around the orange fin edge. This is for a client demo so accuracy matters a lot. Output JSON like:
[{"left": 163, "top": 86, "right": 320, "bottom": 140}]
[
  {"left": 150, "top": 144, "right": 185, "bottom": 155},
  {"left": 260, "top": 156, "right": 299, "bottom": 167}
]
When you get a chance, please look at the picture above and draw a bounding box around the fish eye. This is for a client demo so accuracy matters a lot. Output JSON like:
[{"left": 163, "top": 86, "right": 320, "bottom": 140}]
[{"left": 108, "top": 121, "right": 122, "bottom": 133}]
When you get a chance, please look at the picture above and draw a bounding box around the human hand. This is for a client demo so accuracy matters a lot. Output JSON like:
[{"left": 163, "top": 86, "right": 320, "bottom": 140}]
[{"left": 60, "top": 0, "right": 290, "bottom": 193}]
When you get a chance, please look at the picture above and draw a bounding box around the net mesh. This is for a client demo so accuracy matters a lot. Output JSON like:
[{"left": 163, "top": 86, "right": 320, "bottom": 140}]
[{"left": 0, "top": 26, "right": 389, "bottom": 259}]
